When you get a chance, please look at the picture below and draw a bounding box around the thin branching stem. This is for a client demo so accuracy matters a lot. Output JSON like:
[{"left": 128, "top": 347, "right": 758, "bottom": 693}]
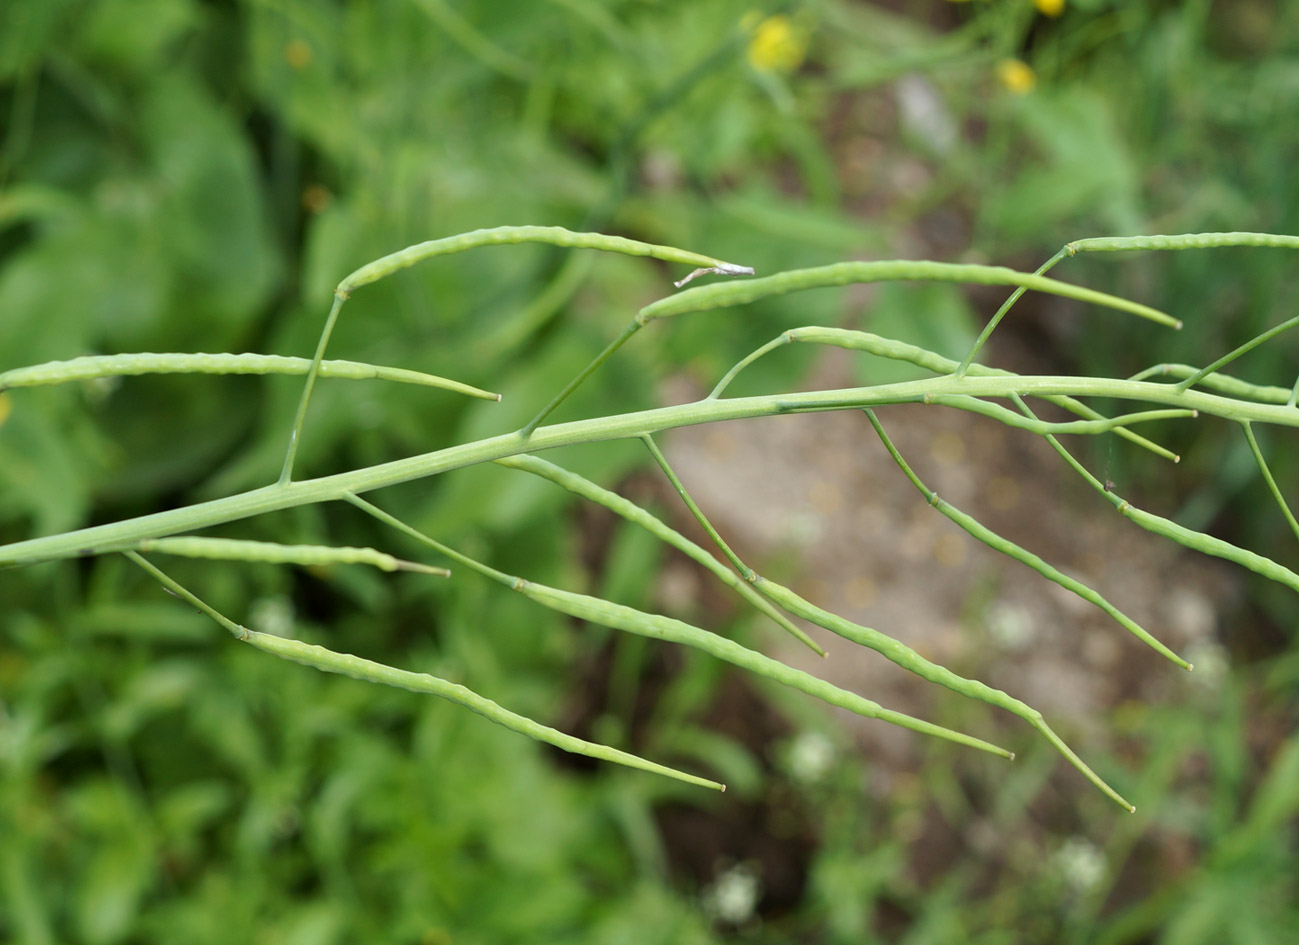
[
  {"left": 1241, "top": 422, "right": 1299, "bottom": 544},
  {"left": 1175, "top": 315, "right": 1299, "bottom": 392}
]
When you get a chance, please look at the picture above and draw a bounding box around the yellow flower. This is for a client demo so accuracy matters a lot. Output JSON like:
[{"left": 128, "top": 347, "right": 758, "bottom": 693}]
[
  {"left": 0, "top": 393, "right": 10, "bottom": 427},
  {"left": 743, "top": 14, "right": 809, "bottom": 75},
  {"left": 996, "top": 58, "right": 1036, "bottom": 94},
  {"left": 1034, "top": 0, "right": 1065, "bottom": 16}
]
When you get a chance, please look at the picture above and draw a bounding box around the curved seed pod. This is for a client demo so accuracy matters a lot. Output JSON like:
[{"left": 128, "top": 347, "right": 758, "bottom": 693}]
[
  {"left": 0, "top": 352, "right": 499, "bottom": 401},
  {"left": 516, "top": 580, "right": 1013, "bottom": 760},
  {"left": 137, "top": 537, "right": 447, "bottom": 576},
  {"left": 242, "top": 629, "right": 721, "bottom": 790},
  {"left": 493, "top": 453, "right": 826, "bottom": 656},
  {"left": 711, "top": 327, "right": 1178, "bottom": 461},
  {"left": 920, "top": 395, "right": 1195, "bottom": 435},
  {"left": 750, "top": 575, "right": 1134, "bottom": 811},
  {"left": 863, "top": 409, "right": 1189, "bottom": 669},
  {"left": 1007, "top": 393, "right": 1299, "bottom": 600},
  {"left": 337, "top": 225, "right": 752, "bottom": 297},
  {"left": 1127, "top": 363, "right": 1292, "bottom": 404},
  {"left": 344, "top": 493, "right": 1009, "bottom": 759},
  {"left": 124, "top": 551, "right": 717, "bottom": 790},
  {"left": 961, "top": 231, "right": 1298, "bottom": 376},
  {"left": 638, "top": 260, "right": 1179, "bottom": 328},
  {"left": 1066, "top": 232, "right": 1299, "bottom": 254}
]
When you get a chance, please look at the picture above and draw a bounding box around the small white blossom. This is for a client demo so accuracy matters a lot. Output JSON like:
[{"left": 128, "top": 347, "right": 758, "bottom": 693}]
[
  {"left": 786, "top": 731, "right": 835, "bottom": 784},
  {"left": 702, "top": 864, "right": 761, "bottom": 925},
  {"left": 1054, "top": 837, "right": 1106, "bottom": 896},
  {"left": 249, "top": 595, "right": 295, "bottom": 636}
]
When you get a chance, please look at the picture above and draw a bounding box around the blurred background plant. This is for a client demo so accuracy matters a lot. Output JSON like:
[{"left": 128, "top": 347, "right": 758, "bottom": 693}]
[{"left": 1, "top": 0, "right": 1296, "bottom": 942}]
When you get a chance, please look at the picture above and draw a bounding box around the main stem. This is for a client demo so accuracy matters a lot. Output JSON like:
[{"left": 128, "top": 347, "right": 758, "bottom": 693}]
[{"left": 4, "top": 375, "right": 1295, "bottom": 566}]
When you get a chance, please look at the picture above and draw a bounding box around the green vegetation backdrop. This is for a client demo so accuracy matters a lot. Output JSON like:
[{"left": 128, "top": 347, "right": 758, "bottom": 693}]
[{"left": 2, "top": 1, "right": 1297, "bottom": 943}]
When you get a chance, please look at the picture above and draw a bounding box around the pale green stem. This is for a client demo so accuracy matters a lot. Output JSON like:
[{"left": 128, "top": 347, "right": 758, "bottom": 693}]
[
  {"left": 125, "top": 550, "right": 721, "bottom": 790},
  {"left": 957, "top": 248, "right": 1068, "bottom": 376},
  {"left": 640, "top": 434, "right": 752, "bottom": 579},
  {"left": 862, "top": 409, "right": 1189, "bottom": 669},
  {"left": 0, "top": 351, "right": 499, "bottom": 400},
  {"left": 1175, "top": 315, "right": 1299, "bottom": 392},
  {"left": 492, "top": 454, "right": 826, "bottom": 655},
  {"left": 522, "top": 320, "right": 641, "bottom": 435},
  {"left": 281, "top": 293, "right": 345, "bottom": 484},
  {"left": 1241, "top": 422, "right": 1299, "bottom": 545},
  {"left": 8, "top": 373, "right": 1299, "bottom": 568}
]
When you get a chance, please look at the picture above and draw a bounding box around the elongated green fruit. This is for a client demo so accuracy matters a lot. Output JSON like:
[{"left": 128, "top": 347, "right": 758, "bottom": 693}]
[
  {"left": 1065, "top": 232, "right": 1299, "bottom": 254},
  {"left": 633, "top": 420, "right": 1132, "bottom": 808},
  {"left": 1117, "top": 501, "right": 1299, "bottom": 594},
  {"left": 1006, "top": 392, "right": 1299, "bottom": 599},
  {"left": 638, "top": 260, "right": 1180, "bottom": 328},
  {"left": 526, "top": 257, "right": 1179, "bottom": 434},
  {"left": 960, "top": 231, "right": 1299, "bottom": 375},
  {"left": 712, "top": 327, "right": 1179, "bottom": 462},
  {"left": 517, "top": 580, "right": 1013, "bottom": 760},
  {"left": 492, "top": 454, "right": 826, "bottom": 655},
  {"left": 242, "top": 630, "right": 725, "bottom": 789},
  {"left": 345, "top": 492, "right": 1008, "bottom": 759},
  {"left": 287, "top": 226, "right": 749, "bottom": 478},
  {"left": 920, "top": 395, "right": 1195, "bottom": 436},
  {"left": 1127, "top": 363, "right": 1294, "bottom": 404},
  {"left": 750, "top": 576, "right": 1135, "bottom": 811},
  {"left": 136, "top": 537, "right": 448, "bottom": 576},
  {"left": 0, "top": 352, "right": 500, "bottom": 400},
  {"left": 125, "top": 550, "right": 721, "bottom": 791},
  {"left": 337, "top": 225, "right": 753, "bottom": 297},
  {"left": 863, "top": 409, "right": 1189, "bottom": 669}
]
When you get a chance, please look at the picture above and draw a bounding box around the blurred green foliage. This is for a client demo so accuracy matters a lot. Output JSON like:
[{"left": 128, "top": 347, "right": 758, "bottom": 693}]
[{"left": 2, "top": 0, "right": 1297, "bottom": 942}]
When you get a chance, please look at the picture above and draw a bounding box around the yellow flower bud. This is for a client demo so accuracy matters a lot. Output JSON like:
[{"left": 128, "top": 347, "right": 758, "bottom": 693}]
[
  {"left": 996, "top": 58, "right": 1037, "bottom": 94},
  {"left": 744, "top": 14, "right": 809, "bottom": 74}
]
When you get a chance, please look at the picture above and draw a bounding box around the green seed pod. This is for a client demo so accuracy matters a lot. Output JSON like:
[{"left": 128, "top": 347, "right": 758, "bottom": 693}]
[{"left": 137, "top": 537, "right": 447, "bottom": 576}]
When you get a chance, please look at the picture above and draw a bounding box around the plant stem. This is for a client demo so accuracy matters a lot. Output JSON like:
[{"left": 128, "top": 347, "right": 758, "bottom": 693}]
[{"left": 6, "top": 374, "right": 1299, "bottom": 567}]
